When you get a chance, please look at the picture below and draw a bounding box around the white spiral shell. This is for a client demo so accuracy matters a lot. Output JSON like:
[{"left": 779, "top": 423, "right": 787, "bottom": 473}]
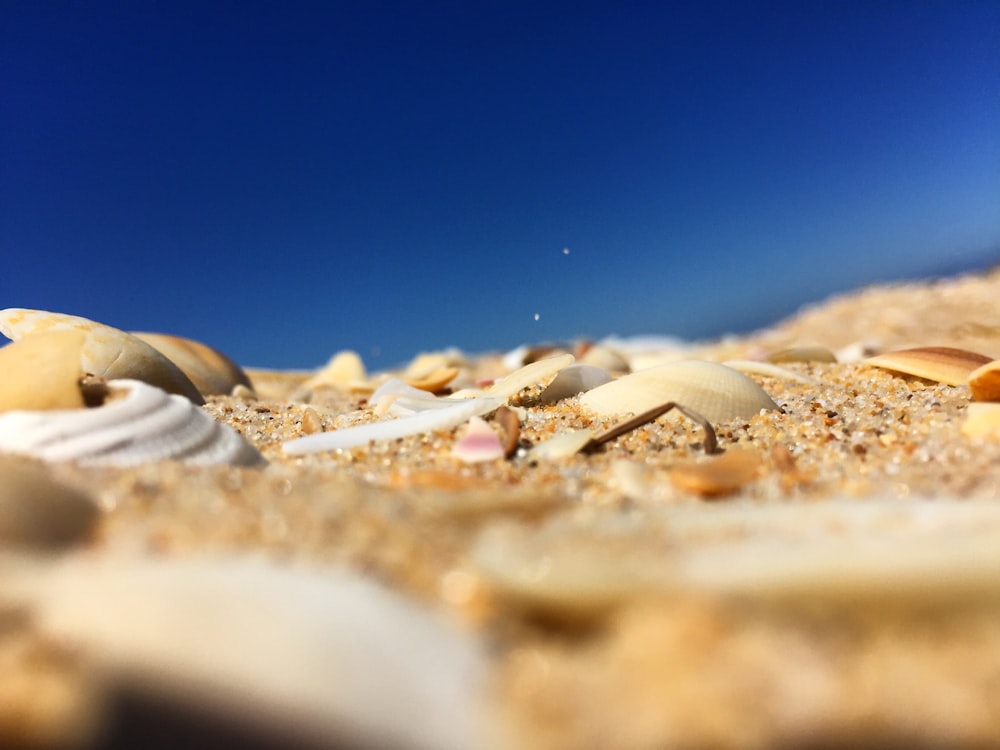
[{"left": 0, "top": 379, "right": 264, "bottom": 467}]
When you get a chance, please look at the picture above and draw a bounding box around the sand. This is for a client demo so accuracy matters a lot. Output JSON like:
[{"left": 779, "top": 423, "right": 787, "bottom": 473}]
[{"left": 4, "top": 266, "right": 1000, "bottom": 749}]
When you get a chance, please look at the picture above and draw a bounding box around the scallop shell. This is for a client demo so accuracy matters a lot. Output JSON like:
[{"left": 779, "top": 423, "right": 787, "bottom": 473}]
[
  {"left": 864, "top": 346, "right": 992, "bottom": 386},
  {"left": 578, "top": 360, "right": 777, "bottom": 424},
  {"left": 0, "top": 330, "right": 88, "bottom": 411},
  {"left": 0, "top": 379, "right": 264, "bottom": 467},
  {"left": 131, "top": 332, "right": 254, "bottom": 397},
  {"left": 0, "top": 308, "right": 204, "bottom": 404}
]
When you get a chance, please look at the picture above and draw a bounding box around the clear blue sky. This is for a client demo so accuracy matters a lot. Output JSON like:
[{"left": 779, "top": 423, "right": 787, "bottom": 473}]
[{"left": 3, "top": 1, "right": 998, "bottom": 368}]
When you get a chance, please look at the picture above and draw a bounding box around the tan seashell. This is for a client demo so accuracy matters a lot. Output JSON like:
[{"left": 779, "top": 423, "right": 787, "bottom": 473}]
[
  {"left": 300, "top": 407, "right": 323, "bottom": 435},
  {"left": 0, "top": 379, "right": 264, "bottom": 467},
  {"left": 131, "top": 332, "right": 254, "bottom": 397},
  {"left": 0, "top": 456, "right": 99, "bottom": 549},
  {"left": 765, "top": 345, "right": 837, "bottom": 363},
  {"left": 493, "top": 406, "right": 521, "bottom": 458},
  {"left": 303, "top": 350, "right": 367, "bottom": 390},
  {"left": 405, "top": 366, "right": 459, "bottom": 392},
  {"left": 968, "top": 360, "right": 1000, "bottom": 402},
  {"left": 579, "top": 360, "right": 777, "bottom": 424},
  {"left": 864, "top": 346, "right": 992, "bottom": 386},
  {"left": 579, "top": 345, "right": 629, "bottom": 372},
  {"left": 961, "top": 402, "right": 1000, "bottom": 438},
  {"left": 486, "top": 353, "right": 575, "bottom": 403},
  {"left": 529, "top": 429, "right": 595, "bottom": 461},
  {"left": 669, "top": 448, "right": 763, "bottom": 498},
  {"left": 0, "top": 330, "right": 88, "bottom": 411},
  {"left": 0, "top": 308, "right": 204, "bottom": 404}
]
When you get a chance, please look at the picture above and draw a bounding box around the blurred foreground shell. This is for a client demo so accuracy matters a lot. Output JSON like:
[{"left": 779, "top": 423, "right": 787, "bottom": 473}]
[
  {"left": 961, "top": 402, "right": 1000, "bottom": 439},
  {"left": 0, "top": 379, "right": 264, "bottom": 467},
  {"left": 0, "top": 308, "right": 204, "bottom": 404},
  {"left": 864, "top": 347, "right": 992, "bottom": 386},
  {"left": 0, "top": 330, "right": 88, "bottom": 411},
  {"left": 132, "top": 332, "right": 254, "bottom": 397},
  {"left": 579, "top": 360, "right": 777, "bottom": 424},
  {"left": 0, "top": 456, "right": 99, "bottom": 549}
]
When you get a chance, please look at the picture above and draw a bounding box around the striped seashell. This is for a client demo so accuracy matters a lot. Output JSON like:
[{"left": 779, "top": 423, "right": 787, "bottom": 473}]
[
  {"left": 579, "top": 360, "right": 777, "bottom": 424},
  {"left": 864, "top": 346, "right": 992, "bottom": 386},
  {"left": 131, "top": 332, "right": 254, "bottom": 397},
  {"left": 0, "top": 308, "right": 204, "bottom": 404},
  {"left": 0, "top": 379, "right": 264, "bottom": 467}
]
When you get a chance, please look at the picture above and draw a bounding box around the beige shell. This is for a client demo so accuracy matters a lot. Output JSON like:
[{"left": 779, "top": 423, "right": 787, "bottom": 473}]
[
  {"left": 579, "top": 360, "right": 777, "bottom": 424},
  {"left": 669, "top": 448, "right": 763, "bottom": 497},
  {"left": 962, "top": 402, "right": 1000, "bottom": 438},
  {"left": 0, "top": 379, "right": 264, "bottom": 467},
  {"left": 486, "top": 353, "right": 575, "bottom": 402},
  {"left": 303, "top": 350, "right": 368, "bottom": 391},
  {"left": 132, "top": 332, "right": 254, "bottom": 397},
  {"left": 0, "top": 456, "right": 99, "bottom": 549},
  {"left": 0, "top": 308, "right": 204, "bottom": 404},
  {"left": 864, "top": 346, "right": 992, "bottom": 386},
  {"left": 0, "top": 330, "right": 88, "bottom": 411},
  {"left": 765, "top": 345, "right": 837, "bottom": 363},
  {"left": 968, "top": 360, "right": 1000, "bottom": 402}
]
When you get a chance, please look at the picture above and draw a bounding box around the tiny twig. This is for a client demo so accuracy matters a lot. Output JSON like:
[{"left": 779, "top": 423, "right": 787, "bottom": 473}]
[{"left": 581, "top": 401, "right": 718, "bottom": 454}]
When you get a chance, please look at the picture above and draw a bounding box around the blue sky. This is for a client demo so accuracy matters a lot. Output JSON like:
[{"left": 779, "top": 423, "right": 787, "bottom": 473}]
[{"left": 2, "top": 1, "right": 998, "bottom": 369}]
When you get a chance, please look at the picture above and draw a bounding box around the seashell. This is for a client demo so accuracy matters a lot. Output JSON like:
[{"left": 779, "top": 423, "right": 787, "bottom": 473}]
[
  {"left": 864, "top": 346, "right": 992, "bottom": 386},
  {"left": 578, "top": 345, "right": 629, "bottom": 372},
  {"left": 283, "top": 396, "right": 501, "bottom": 455},
  {"left": 405, "top": 366, "right": 460, "bottom": 393},
  {"left": 529, "top": 429, "right": 595, "bottom": 461},
  {"left": 765, "top": 345, "right": 837, "bottom": 364},
  {"left": 968, "top": 360, "right": 1000, "bottom": 402},
  {"left": 961, "top": 402, "right": 1000, "bottom": 438},
  {"left": 300, "top": 407, "right": 323, "bottom": 435},
  {"left": 486, "top": 353, "right": 575, "bottom": 402},
  {"left": 493, "top": 406, "right": 521, "bottom": 458},
  {"left": 0, "top": 330, "right": 88, "bottom": 411},
  {"left": 579, "top": 360, "right": 777, "bottom": 424},
  {"left": 669, "top": 448, "right": 763, "bottom": 498},
  {"left": 537, "top": 364, "right": 612, "bottom": 404},
  {"left": 451, "top": 416, "right": 505, "bottom": 463},
  {"left": 0, "top": 308, "right": 204, "bottom": 404},
  {"left": 303, "top": 350, "right": 368, "bottom": 391},
  {"left": 0, "top": 456, "right": 99, "bottom": 549},
  {"left": 131, "top": 332, "right": 254, "bottom": 397},
  {"left": 0, "top": 379, "right": 265, "bottom": 467},
  {"left": 723, "top": 359, "right": 822, "bottom": 386}
]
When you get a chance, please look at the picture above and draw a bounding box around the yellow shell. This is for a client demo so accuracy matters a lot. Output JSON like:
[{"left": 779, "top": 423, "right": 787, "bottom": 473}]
[
  {"left": 0, "top": 308, "right": 204, "bottom": 404},
  {"left": 0, "top": 330, "right": 87, "bottom": 411},
  {"left": 968, "top": 360, "right": 1000, "bottom": 402}
]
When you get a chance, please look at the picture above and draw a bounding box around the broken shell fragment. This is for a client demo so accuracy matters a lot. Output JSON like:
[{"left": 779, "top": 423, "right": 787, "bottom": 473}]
[
  {"left": 131, "top": 332, "right": 255, "bottom": 397},
  {"left": 405, "top": 366, "right": 460, "bottom": 393},
  {"left": 451, "top": 416, "right": 505, "bottom": 463},
  {"left": 529, "top": 429, "right": 595, "bottom": 461},
  {"left": 0, "top": 330, "right": 88, "bottom": 411},
  {"left": 579, "top": 360, "right": 777, "bottom": 424},
  {"left": 864, "top": 347, "right": 992, "bottom": 386},
  {"left": 0, "top": 456, "right": 99, "bottom": 549},
  {"left": 669, "top": 448, "right": 763, "bottom": 498},
  {"left": 537, "top": 364, "right": 612, "bottom": 404},
  {"left": 968, "top": 360, "right": 1000, "bottom": 402},
  {"left": 765, "top": 346, "right": 837, "bottom": 364},
  {"left": 0, "top": 379, "right": 265, "bottom": 467},
  {"left": 486, "top": 353, "right": 575, "bottom": 402},
  {"left": 493, "top": 406, "right": 521, "bottom": 458},
  {"left": 0, "top": 308, "right": 204, "bottom": 404},
  {"left": 303, "top": 350, "right": 368, "bottom": 391}
]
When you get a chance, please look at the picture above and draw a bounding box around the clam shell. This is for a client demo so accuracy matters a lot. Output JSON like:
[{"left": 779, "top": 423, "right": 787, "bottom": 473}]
[
  {"left": 864, "top": 346, "right": 992, "bottom": 386},
  {"left": 0, "top": 379, "right": 264, "bottom": 467},
  {"left": 968, "top": 360, "right": 1000, "bottom": 402},
  {"left": 486, "top": 353, "right": 575, "bottom": 402},
  {"left": 0, "top": 330, "right": 88, "bottom": 411},
  {"left": 669, "top": 448, "right": 763, "bottom": 498},
  {"left": 537, "top": 364, "right": 612, "bottom": 404},
  {"left": 0, "top": 456, "right": 99, "bottom": 549},
  {"left": 0, "top": 308, "right": 204, "bottom": 404},
  {"left": 579, "top": 360, "right": 777, "bottom": 424},
  {"left": 303, "top": 350, "right": 367, "bottom": 390},
  {"left": 131, "top": 332, "right": 254, "bottom": 397}
]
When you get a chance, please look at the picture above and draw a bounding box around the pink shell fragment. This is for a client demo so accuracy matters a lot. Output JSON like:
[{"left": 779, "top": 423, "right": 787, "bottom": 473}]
[{"left": 451, "top": 416, "right": 505, "bottom": 463}]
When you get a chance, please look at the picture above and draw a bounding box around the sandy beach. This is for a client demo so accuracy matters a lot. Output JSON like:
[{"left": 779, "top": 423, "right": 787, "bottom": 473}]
[{"left": 4, "top": 266, "right": 1000, "bottom": 749}]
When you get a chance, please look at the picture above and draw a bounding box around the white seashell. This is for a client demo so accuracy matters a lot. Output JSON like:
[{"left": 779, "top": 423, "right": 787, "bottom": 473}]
[
  {"left": 0, "top": 379, "right": 264, "bottom": 467},
  {"left": 6, "top": 555, "right": 490, "bottom": 750},
  {"left": 131, "top": 332, "right": 254, "bottom": 397},
  {"left": 283, "top": 396, "right": 501, "bottom": 455},
  {"left": 529, "top": 429, "right": 595, "bottom": 460},
  {"left": 0, "top": 308, "right": 204, "bottom": 404},
  {"left": 451, "top": 416, "right": 505, "bottom": 463},
  {"left": 537, "top": 364, "right": 613, "bottom": 404},
  {"left": 486, "top": 353, "right": 575, "bottom": 402},
  {"left": 579, "top": 360, "right": 777, "bottom": 424}
]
